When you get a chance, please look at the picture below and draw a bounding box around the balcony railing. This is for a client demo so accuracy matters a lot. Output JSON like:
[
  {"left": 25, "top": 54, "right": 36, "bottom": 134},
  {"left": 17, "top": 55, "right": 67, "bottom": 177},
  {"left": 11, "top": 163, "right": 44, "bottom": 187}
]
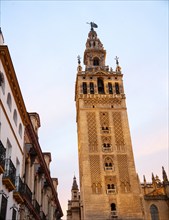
[
  {"left": 33, "top": 199, "right": 41, "bottom": 214},
  {"left": 101, "top": 127, "right": 111, "bottom": 134},
  {"left": 107, "top": 189, "right": 116, "bottom": 194},
  {"left": 13, "top": 176, "right": 24, "bottom": 203},
  {"left": 2, "top": 158, "right": 16, "bottom": 191},
  {"left": 105, "top": 167, "right": 114, "bottom": 171},
  {"left": 0, "top": 141, "right": 6, "bottom": 174},
  {"left": 110, "top": 211, "right": 118, "bottom": 218},
  {"left": 24, "top": 183, "right": 32, "bottom": 202}
]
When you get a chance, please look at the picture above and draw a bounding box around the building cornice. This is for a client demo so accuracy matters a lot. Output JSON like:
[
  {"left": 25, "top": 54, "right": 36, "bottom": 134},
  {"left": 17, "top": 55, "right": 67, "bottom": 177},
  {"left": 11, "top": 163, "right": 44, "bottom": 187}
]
[
  {"left": 25, "top": 122, "right": 63, "bottom": 217},
  {"left": 0, "top": 45, "right": 29, "bottom": 126}
]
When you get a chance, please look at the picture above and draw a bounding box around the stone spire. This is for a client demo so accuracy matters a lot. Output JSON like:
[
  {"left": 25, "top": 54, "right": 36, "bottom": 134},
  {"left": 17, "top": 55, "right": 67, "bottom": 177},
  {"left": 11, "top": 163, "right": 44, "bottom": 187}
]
[
  {"left": 0, "top": 28, "right": 4, "bottom": 45},
  {"left": 72, "top": 176, "right": 78, "bottom": 190},
  {"left": 162, "top": 166, "right": 168, "bottom": 183},
  {"left": 83, "top": 26, "right": 106, "bottom": 68},
  {"left": 143, "top": 175, "right": 147, "bottom": 186}
]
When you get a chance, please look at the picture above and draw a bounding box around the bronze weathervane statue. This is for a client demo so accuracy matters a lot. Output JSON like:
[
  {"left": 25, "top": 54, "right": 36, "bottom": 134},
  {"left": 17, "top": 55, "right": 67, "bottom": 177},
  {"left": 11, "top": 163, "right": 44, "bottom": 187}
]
[{"left": 87, "top": 22, "right": 98, "bottom": 31}]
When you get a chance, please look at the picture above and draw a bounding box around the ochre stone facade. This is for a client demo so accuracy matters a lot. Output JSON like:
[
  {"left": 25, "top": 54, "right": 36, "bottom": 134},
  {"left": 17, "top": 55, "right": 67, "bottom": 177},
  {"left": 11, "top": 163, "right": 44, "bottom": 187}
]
[
  {"left": 67, "top": 25, "right": 169, "bottom": 220},
  {"left": 75, "top": 27, "right": 143, "bottom": 220}
]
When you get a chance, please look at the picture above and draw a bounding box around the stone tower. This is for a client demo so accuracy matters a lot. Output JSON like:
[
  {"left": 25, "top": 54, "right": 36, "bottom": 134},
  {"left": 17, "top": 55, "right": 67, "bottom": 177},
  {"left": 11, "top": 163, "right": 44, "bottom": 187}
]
[
  {"left": 67, "top": 176, "right": 80, "bottom": 220},
  {"left": 75, "top": 24, "right": 144, "bottom": 220}
]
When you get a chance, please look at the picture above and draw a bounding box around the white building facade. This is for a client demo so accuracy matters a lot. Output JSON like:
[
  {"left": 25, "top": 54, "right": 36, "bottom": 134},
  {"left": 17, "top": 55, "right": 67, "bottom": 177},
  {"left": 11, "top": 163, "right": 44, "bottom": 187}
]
[
  {"left": 0, "top": 29, "right": 63, "bottom": 220},
  {"left": 0, "top": 29, "right": 27, "bottom": 219}
]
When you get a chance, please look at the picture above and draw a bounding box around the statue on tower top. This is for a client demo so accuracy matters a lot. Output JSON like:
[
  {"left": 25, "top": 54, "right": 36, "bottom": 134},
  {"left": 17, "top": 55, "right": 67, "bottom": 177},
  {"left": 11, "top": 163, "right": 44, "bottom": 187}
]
[
  {"left": 87, "top": 22, "right": 98, "bottom": 31},
  {"left": 115, "top": 56, "right": 122, "bottom": 73}
]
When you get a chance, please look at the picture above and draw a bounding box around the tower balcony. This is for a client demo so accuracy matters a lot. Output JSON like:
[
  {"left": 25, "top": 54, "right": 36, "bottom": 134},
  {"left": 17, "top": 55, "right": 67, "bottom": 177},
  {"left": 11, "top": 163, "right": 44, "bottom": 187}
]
[
  {"left": 85, "top": 65, "right": 110, "bottom": 73},
  {"left": 101, "top": 127, "right": 111, "bottom": 134},
  {"left": 107, "top": 188, "right": 116, "bottom": 194},
  {"left": 0, "top": 141, "right": 6, "bottom": 174},
  {"left": 2, "top": 158, "right": 16, "bottom": 191},
  {"left": 13, "top": 176, "right": 24, "bottom": 203},
  {"left": 110, "top": 211, "right": 118, "bottom": 218},
  {"left": 102, "top": 144, "right": 112, "bottom": 152},
  {"left": 105, "top": 166, "right": 114, "bottom": 171}
]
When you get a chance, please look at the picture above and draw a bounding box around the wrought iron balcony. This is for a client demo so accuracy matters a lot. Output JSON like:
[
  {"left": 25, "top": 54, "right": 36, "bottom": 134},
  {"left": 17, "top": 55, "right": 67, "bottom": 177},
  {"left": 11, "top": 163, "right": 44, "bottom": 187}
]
[
  {"left": 2, "top": 158, "right": 16, "bottom": 191},
  {"left": 24, "top": 183, "right": 32, "bottom": 202},
  {"left": 33, "top": 198, "right": 41, "bottom": 214},
  {"left": 13, "top": 176, "right": 24, "bottom": 203},
  {"left": 0, "top": 140, "right": 6, "bottom": 174}
]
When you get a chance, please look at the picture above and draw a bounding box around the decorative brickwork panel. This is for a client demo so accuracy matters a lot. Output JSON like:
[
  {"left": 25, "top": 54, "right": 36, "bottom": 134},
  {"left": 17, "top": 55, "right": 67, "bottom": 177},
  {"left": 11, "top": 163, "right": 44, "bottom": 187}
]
[
  {"left": 101, "top": 136, "right": 111, "bottom": 143},
  {"left": 83, "top": 98, "right": 121, "bottom": 107},
  {"left": 99, "top": 112, "right": 109, "bottom": 127},
  {"left": 89, "top": 155, "right": 101, "bottom": 182},
  {"left": 112, "top": 112, "right": 125, "bottom": 152},
  {"left": 90, "top": 155, "right": 102, "bottom": 194},
  {"left": 117, "top": 155, "right": 131, "bottom": 192},
  {"left": 105, "top": 176, "right": 116, "bottom": 184},
  {"left": 87, "top": 112, "right": 98, "bottom": 152}
]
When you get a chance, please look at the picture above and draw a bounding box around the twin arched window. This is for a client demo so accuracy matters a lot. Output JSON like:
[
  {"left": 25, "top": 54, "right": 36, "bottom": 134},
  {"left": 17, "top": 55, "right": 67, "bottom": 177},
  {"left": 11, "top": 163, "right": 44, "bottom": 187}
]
[
  {"left": 104, "top": 157, "right": 113, "bottom": 170},
  {"left": 107, "top": 184, "right": 115, "bottom": 189}
]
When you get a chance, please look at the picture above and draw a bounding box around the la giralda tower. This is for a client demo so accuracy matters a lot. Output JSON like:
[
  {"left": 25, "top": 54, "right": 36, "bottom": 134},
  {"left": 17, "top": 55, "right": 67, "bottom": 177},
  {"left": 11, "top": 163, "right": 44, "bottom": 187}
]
[{"left": 75, "top": 23, "right": 144, "bottom": 220}]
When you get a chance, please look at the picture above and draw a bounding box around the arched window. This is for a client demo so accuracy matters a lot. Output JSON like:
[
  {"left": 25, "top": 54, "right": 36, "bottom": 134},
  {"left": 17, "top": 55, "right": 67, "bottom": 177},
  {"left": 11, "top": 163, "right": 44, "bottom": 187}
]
[
  {"left": 107, "top": 184, "right": 111, "bottom": 189},
  {"left": 93, "top": 57, "right": 99, "bottom": 66},
  {"left": 115, "top": 83, "right": 120, "bottom": 94},
  {"left": 82, "top": 82, "right": 87, "bottom": 94},
  {"left": 111, "top": 184, "right": 115, "bottom": 189},
  {"left": 108, "top": 83, "right": 113, "bottom": 94},
  {"left": 90, "top": 82, "right": 94, "bottom": 94},
  {"left": 110, "top": 203, "right": 117, "bottom": 217},
  {"left": 18, "top": 123, "right": 23, "bottom": 138},
  {"left": 150, "top": 205, "right": 159, "bottom": 220},
  {"left": 0, "top": 71, "right": 5, "bottom": 94},
  {"left": 13, "top": 109, "right": 18, "bottom": 126},
  {"left": 7, "top": 93, "right": 12, "bottom": 112},
  {"left": 97, "top": 78, "right": 104, "bottom": 94},
  {"left": 111, "top": 203, "right": 116, "bottom": 211},
  {"left": 104, "top": 157, "right": 113, "bottom": 170}
]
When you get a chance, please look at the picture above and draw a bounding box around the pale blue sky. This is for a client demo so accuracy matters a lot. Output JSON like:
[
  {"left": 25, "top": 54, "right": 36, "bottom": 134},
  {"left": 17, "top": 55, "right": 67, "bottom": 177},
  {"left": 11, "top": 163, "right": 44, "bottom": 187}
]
[{"left": 1, "top": 1, "right": 168, "bottom": 218}]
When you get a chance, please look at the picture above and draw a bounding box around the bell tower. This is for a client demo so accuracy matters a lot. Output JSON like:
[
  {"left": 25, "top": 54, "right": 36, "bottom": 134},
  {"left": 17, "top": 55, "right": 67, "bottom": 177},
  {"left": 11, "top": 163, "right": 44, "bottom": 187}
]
[{"left": 75, "top": 24, "right": 144, "bottom": 220}]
